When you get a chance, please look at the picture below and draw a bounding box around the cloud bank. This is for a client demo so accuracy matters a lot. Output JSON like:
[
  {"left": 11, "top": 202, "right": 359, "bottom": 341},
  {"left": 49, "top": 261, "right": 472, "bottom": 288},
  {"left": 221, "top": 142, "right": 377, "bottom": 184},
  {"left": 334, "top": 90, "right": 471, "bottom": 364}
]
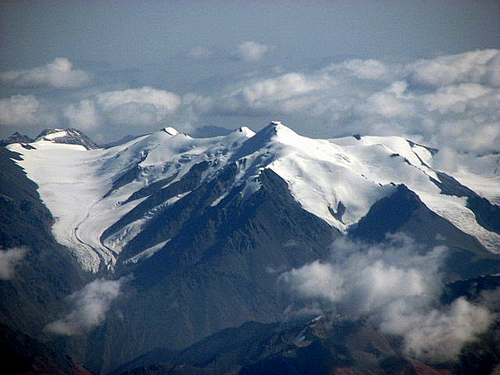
[
  {"left": 0, "top": 58, "right": 91, "bottom": 88},
  {"left": 217, "top": 49, "right": 500, "bottom": 153},
  {"left": 1, "top": 49, "right": 499, "bottom": 156},
  {"left": 45, "top": 278, "right": 125, "bottom": 335},
  {"left": 0, "top": 247, "right": 27, "bottom": 280},
  {"left": 279, "top": 234, "right": 495, "bottom": 363}
]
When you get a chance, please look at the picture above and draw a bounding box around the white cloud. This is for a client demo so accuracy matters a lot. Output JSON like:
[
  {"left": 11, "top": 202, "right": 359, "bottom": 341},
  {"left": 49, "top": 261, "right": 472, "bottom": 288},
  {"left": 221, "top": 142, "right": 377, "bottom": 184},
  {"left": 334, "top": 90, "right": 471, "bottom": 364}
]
[
  {"left": 382, "top": 296, "right": 493, "bottom": 363},
  {"left": 0, "top": 95, "right": 55, "bottom": 126},
  {"left": 188, "top": 46, "right": 212, "bottom": 59},
  {"left": 0, "top": 247, "right": 27, "bottom": 280},
  {"left": 361, "top": 81, "right": 415, "bottom": 118},
  {"left": 488, "top": 52, "right": 500, "bottom": 86},
  {"left": 0, "top": 86, "right": 186, "bottom": 133},
  {"left": 222, "top": 72, "right": 327, "bottom": 114},
  {"left": 213, "top": 49, "right": 500, "bottom": 153},
  {"left": 64, "top": 100, "right": 100, "bottom": 131},
  {"left": 0, "top": 95, "right": 40, "bottom": 125},
  {"left": 433, "top": 147, "right": 458, "bottom": 173},
  {"left": 45, "top": 278, "right": 125, "bottom": 335},
  {"left": 2, "top": 49, "right": 499, "bottom": 155},
  {"left": 422, "top": 83, "right": 492, "bottom": 114},
  {"left": 280, "top": 261, "right": 344, "bottom": 302},
  {"left": 96, "top": 86, "right": 182, "bottom": 127},
  {"left": 236, "top": 41, "right": 271, "bottom": 61},
  {"left": 0, "top": 58, "right": 91, "bottom": 88},
  {"left": 325, "top": 58, "right": 391, "bottom": 81},
  {"left": 279, "top": 234, "right": 495, "bottom": 362},
  {"left": 407, "top": 49, "right": 500, "bottom": 87},
  {"left": 171, "top": 93, "right": 213, "bottom": 133}
]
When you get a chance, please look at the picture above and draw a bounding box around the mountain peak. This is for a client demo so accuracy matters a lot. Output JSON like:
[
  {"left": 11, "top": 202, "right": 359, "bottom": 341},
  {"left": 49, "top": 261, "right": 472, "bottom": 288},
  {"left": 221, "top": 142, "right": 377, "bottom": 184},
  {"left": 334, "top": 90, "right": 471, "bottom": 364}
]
[
  {"left": 35, "top": 128, "right": 100, "bottom": 150},
  {"left": 257, "top": 121, "right": 298, "bottom": 140},
  {"left": 265, "top": 120, "right": 287, "bottom": 132},
  {"left": 0, "top": 132, "right": 34, "bottom": 146},
  {"left": 235, "top": 126, "right": 255, "bottom": 137},
  {"left": 162, "top": 127, "right": 179, "bottom": 136},
  {"left": 269, "top": 120, "right": 283, "bottom": 126},
  {"left": 230, "top": 121, "right": 297, "bottom": 162}
]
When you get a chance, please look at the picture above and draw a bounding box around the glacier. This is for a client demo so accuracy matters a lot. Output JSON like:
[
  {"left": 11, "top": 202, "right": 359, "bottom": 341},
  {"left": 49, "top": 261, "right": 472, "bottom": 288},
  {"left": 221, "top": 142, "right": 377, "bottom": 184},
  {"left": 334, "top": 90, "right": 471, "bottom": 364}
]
[{"left": 7, "top": 122, "right": 500, "bottom": 272}]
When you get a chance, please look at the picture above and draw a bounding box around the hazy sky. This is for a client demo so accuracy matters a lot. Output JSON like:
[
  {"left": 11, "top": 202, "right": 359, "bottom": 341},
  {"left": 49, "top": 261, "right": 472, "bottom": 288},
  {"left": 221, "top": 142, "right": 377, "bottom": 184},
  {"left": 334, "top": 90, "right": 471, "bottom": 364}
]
[
  {"left": 1, "top": 0, "right": 499, "bottom": 149},
  {"left": 2, "top": 1, "right": 499, "bottom": 68}
]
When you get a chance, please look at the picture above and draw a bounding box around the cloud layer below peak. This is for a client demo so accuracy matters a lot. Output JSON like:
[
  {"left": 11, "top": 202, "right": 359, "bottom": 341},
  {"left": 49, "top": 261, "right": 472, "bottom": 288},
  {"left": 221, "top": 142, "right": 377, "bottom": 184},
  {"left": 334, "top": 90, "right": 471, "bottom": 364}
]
[
  {"left": 279, "top": 234, "right": 496, "bottom": 363},
  {"left": 45, "top": 277, "right": 126, "bottom": 335}
]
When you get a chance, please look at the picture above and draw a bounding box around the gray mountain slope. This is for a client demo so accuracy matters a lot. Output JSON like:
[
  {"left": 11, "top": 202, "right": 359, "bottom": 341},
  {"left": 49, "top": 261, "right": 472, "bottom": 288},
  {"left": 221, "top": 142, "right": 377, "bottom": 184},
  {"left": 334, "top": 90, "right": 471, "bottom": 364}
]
[
  {"left": 2, "top": 126, "right": 500, "bottom": 374},
  {"left": 87, "top": 168, "right": 339, "bottom": 372}
]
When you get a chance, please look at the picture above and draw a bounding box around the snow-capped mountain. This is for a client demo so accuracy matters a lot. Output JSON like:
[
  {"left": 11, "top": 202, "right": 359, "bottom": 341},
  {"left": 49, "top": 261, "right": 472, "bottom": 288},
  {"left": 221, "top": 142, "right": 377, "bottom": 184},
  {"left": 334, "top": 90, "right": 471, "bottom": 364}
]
[
  {"left": 7, "top": 121, "right": 500, "bottom": 273},
  {"left": 3, "top": 121, "right": 500, "bottom": 372},
  {"left": 34, "top": 128, "right": 100, "bottom": 150},
  {"left": 0, "top": 131, "right": 34, "bottom": 146}
]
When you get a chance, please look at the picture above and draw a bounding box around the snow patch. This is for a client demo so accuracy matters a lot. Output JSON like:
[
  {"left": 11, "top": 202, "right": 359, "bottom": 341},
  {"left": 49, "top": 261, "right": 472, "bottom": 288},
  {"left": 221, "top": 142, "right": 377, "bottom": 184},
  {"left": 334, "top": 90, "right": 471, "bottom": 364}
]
[{"left": 124, "top": 240, "right": 170, "bottom": 264}]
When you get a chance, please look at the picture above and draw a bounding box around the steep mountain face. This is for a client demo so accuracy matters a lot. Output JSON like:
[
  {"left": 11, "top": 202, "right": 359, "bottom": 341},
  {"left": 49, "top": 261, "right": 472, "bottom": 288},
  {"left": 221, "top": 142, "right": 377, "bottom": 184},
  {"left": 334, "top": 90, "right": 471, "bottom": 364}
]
[
  {"left": 7, "top": 122, "right": 500, "bottom": 273},
  {"left": 89, "top": 167, "right": 338, "bottom": 372},
  {"left": 35, "top": 128, "right": 100, "bottom": 150},
  {"left": 3, "top": 121, "right": 500, "bottom": 373},
  {"left": 0, "top": 147, "right": 88, "bottom": 334},
  {"left": 0, "top": 131, "right": 34, "bottom": 146},
  {"left": 0, "top": 146, "right": 91, "bottom": 373}
]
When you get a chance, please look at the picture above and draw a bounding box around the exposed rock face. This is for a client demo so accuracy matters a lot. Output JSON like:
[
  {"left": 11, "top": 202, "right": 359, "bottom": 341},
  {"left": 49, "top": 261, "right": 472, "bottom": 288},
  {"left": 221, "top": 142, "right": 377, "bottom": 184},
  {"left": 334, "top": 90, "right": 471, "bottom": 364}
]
[
  {"left": 35, "top": 128, "right": 100, "bottom": 149},
  {"left": 0, "top": 132, "right": 34, "bottom": 146}
]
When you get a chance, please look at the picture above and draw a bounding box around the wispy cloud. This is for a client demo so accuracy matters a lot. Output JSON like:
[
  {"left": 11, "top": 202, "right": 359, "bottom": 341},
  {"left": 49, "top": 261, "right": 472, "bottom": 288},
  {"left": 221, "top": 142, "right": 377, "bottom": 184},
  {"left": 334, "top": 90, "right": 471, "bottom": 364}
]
[
  {"left": 0, "top": 247, "right": 27, "bottom": 280},
  {"left": 279, "top": 234, "right": 496, "bottom": 362},
  {"left": 60, "top": 86, "right": 183, "bottom": 131},
  {"left": 406, "top": 49, "right": 500, "bottom": 87},
  {"left": 188, "top": 46, "right": 212, "bottom": 59},
  {"left": 0, "top": 58, "right": 91, "bottom": 88},
  {"left": 45, "top": 277, "right": 126, "bottom": 335},
  {"left": 382, "top": 296, "right": 493, "bottom": 362}
]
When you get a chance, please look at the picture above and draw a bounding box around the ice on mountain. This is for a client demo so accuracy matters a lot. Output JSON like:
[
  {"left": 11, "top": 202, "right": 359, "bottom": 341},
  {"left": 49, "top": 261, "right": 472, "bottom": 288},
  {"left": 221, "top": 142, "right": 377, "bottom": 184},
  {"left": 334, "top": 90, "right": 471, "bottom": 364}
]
[
  {"left": 163, "top": 127, "right": 179, "bottom": 136},
  {"left": 7, "top": 122, "right": 500, "bottom": 271}
]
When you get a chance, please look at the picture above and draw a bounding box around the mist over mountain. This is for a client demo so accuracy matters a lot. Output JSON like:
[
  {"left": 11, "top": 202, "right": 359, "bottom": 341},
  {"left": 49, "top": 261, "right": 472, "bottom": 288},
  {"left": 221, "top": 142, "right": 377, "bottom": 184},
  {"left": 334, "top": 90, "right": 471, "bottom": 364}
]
[{"left": 1, "top": 122, "right": 499, "bottom": 374}]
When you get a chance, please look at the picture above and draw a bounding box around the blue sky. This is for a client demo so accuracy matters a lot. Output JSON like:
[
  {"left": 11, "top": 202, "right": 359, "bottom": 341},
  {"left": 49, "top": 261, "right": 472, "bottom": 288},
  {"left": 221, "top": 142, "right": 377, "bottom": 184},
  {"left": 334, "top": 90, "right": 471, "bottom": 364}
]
[{"left": 1, "top": 0, "right": 499, "bottom": 151}]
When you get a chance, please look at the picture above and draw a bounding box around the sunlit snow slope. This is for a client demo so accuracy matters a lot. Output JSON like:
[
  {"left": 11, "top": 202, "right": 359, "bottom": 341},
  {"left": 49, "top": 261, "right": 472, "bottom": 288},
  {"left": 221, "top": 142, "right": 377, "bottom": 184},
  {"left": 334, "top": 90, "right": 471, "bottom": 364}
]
[{"left": 7, "top": 123, "right": 500, "bottom": 272}]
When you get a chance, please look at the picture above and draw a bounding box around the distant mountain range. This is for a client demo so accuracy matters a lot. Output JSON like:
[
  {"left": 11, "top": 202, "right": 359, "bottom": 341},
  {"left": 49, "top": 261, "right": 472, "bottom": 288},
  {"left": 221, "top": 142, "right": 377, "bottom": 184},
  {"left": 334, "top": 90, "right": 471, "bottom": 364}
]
[{"left": 1, "top": 122, "right": 499, "bottom": 374}]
